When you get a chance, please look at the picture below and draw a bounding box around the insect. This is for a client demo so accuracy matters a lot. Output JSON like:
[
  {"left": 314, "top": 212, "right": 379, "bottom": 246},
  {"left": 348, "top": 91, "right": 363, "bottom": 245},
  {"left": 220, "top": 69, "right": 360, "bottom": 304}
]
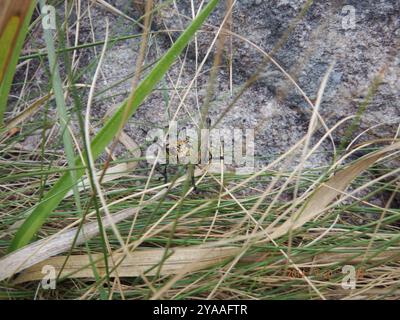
[{"left": 161, "top": 117, "right": 212, "bottom": 191}]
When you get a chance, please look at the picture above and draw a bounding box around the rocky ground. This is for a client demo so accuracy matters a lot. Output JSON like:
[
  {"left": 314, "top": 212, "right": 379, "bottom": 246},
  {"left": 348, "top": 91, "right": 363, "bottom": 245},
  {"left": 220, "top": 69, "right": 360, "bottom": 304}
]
[{"left": 14, "top": 0, "right": 400, "bottom": 171}]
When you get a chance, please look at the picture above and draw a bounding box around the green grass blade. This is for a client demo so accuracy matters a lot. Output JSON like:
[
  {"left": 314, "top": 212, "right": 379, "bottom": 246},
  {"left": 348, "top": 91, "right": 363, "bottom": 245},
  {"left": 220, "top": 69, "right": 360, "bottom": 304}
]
[
  {"left": 8, "top": 0, "right": 220, "bottom": 252},
  {"left": 38, "top": 0, "right": 82, "bottom": 214}
]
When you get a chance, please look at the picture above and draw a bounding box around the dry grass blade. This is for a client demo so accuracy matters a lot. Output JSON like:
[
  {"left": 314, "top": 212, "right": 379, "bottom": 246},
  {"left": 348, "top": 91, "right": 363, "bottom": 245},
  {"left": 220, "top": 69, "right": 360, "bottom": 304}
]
[
  {"left": 64, "top": 162, "right": 136, "bottom": 198},
  {"left": 3, "top": 93, "right": 51, "bottom": 130},
  {"left": 269, "top": 141, "right": 400, "bottom": 239},
  {"left": 0, "top": 167, "right": 207, "bottom": 281},
  {"left": 0, "top": 204, "right": 156, "bottom": 282},
  {"left": 2, "top": 142, "right": 399, "bottom": 284},
  {"left": 14, "top": 247, "right": 238, "bottom": 284},
  {"left": 5, "top": 162, "right": 138, "bottom": 233}
]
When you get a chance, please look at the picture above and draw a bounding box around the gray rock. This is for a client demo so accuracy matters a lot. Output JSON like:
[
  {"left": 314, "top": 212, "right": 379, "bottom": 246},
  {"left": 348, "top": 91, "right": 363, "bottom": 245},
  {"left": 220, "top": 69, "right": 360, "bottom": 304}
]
[
  {"left": 153, "top": 0, "right": 400, "bottom": 151},
  {"left": 24, "top": 0, "right": 398, "bottom": 170}
]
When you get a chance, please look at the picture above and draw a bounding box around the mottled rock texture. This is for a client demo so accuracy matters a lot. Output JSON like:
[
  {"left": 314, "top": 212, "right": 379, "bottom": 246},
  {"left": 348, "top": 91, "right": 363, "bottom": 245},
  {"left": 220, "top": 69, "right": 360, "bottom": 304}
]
[
  {"left": 153, "top": 0, "right": 400, "bottom": 154},
  {"left": 107, "top": 0, "right": 399, "bottom": 167},
  {"left": 22, "top": 0, "right": 400, "bottom": 169}
]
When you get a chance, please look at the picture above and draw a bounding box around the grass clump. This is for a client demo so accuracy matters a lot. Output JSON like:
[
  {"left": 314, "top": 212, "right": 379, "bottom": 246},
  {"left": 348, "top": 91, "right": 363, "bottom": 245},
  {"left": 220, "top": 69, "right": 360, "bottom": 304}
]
[{"left": 0, "top": 0, "right": 399, "bottom": 300}]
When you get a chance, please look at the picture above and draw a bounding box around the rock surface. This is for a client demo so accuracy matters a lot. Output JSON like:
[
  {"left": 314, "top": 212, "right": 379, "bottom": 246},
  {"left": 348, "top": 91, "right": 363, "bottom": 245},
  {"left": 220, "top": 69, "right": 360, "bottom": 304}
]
[
  {"left": 18, "top": 0, "right": 400, "bottom": 170},
  {"left": 104, "top": 0, "right": 399, "bottom": 168},
  {"left": 154, "top": 0, "right": 400, "bottom": 140}
]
